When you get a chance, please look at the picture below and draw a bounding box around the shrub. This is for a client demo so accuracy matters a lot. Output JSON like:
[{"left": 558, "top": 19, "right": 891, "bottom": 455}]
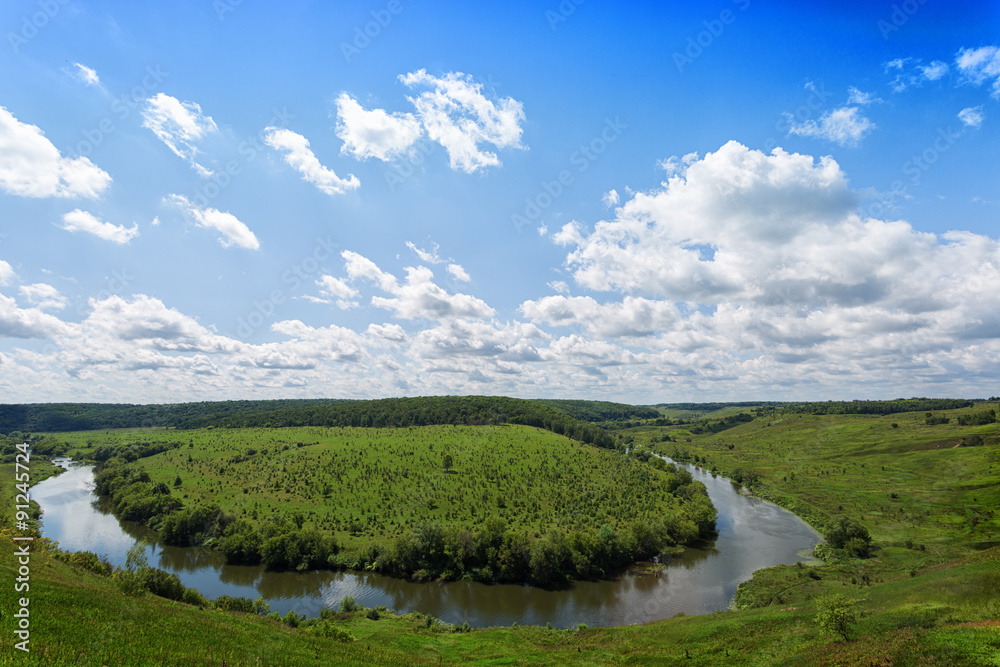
[
  {"left": 815, "top": 594, "right": 859, "bottom": 641},
  {"left": 215, "top": 595, "right": 255, "bottom": 613},
  {"left": 823, "top": 516, "right": 872, "bottom": 558},
  {"left": 338, "top": 595, "right": 362, "bottom": 613},
  {"left": 181, "top": 587, "right": 208, "bottom": 607}
]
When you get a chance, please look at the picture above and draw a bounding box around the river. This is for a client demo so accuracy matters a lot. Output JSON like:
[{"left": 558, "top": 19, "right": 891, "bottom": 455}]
[{"left": 32, "top": 457, "right": 818, "bottom": 628}]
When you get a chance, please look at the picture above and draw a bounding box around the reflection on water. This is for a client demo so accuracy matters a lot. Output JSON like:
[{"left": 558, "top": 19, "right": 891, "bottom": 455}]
[{"left": 34, "top": 457, "right": 817, "bottom": 628}]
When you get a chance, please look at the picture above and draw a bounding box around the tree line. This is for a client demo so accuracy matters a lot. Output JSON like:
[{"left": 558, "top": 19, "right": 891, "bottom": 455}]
[{"left": 187, "top": 396, "right": 616, "bottom": 448}]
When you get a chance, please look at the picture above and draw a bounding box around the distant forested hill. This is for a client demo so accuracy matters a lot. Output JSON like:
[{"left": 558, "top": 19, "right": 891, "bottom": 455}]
[
  {"left": 777, "top": 398, "right": 974, "bottom": 416},
  {"left": 536, "top": 399, "right": 660, "bottom": 422},
  {"left": 1, "top": 396, "right": 615, "bottom": 448},
  {"left": 186, "top": 395, "right": 615, "bottom": 447},
  {"left": 0, "top": 399, "right": 340, "bottom": 432}
]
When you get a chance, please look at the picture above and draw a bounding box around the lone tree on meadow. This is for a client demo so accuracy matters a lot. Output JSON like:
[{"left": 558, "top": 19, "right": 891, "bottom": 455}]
[{"left": 442, "top": 452, "right": 454, "bottom": 472}]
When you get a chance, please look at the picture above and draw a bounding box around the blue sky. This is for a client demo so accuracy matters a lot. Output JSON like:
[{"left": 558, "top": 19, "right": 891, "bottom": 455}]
[{"left": 1, "top": 0, "right": 999, "bottom": 403}]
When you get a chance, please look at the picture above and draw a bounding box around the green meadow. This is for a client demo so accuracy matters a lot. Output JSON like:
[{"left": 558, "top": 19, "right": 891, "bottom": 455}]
[{"left": 3, "top": 400, "right": 998, "bottom": 664}]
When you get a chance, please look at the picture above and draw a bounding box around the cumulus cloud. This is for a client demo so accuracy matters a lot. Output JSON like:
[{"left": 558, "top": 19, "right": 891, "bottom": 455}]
[
  {"left": 0, "top": 106, "right": 112, "bottom": 199},
  {"left": 602, "top": 189, "right": 620, "bottom": 207},
  {"left": 399, "top": 69, "right": 526, "bottom": 172},
  {"left": 60, "top": 209, "right": 139, "bottom": 244},
  {"left": 312, "top": 275, "right": 360, "bottom": 309},
  {"left": 521, "top": 295, "right": 680, "bottom": 338},
  {"left": 263, "top": 127, "right": 360, "bottom": 195},
  {"left": 958, "top": 106, "right": 985, "bottom": 129},
  {"left": 342, "top": 250, "right": 493, "bottom": 321},
  {"left": 167, "top": 194, "right": 260, "bottom": 250},
  {"left": 551, "top": 142, "right": 1000, "bottom": 385},
  {"left": 0, "top": 293, "right": 71, "bottom": 339},
  {"left": 0, "top": 261, "right": 14, "bottom": 285},
  {"left": 956, "top": 46, "right": 1000, "bottom": 97},
  {"left": 141, "top": 93, "right": 218, "bottom": 173},
  {"left": 335, "top": 93, "right": 423, "bottom": 161},
  {"left": 447, "top": 264, "right": 471, "bottom": 282},
  {"left": 19, "top": 284, "right": 68, "bottom": 311},
  {"left": 785, "top": 106, "right": 875, "bottom": 147}
]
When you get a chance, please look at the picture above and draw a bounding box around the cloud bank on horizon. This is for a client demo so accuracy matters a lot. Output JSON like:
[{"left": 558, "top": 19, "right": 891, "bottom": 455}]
[{"left": 0, "top": 2, "right": 998, "bottom": 403}]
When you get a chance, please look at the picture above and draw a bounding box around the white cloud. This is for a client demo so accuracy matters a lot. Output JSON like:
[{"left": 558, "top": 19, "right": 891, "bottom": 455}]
[
  {"left": 399, "top": 69, "right": 526, "bottom": 173},
  {"left": 958, "top": 106, "right": 985, "bottom": 129},
  {"left": 167, "top": 194, "right": 260, "bottom": 250},
  {"left": 922, "top": 60, "right": 950, "bottom": 81},
  {"left": 314, "top": 275, "right": 360, "bottom": 309},
  {"left": 846, "top": 86, "right": 879, "bottom": 105},
  {"left": 263, "top": 127, "right": 360, "bottom": 196},
  {"left": 19, "top": 283, "right": 67, "bottom": 310},
  {"left": 342, "top": 251, "right": 493, "bottom": 321},
  {"left": 547, "top": 280, "right": 569, "bottom": 294},
  {"left": 956, "top": 46, "right": 1000, "bottom": 97},
  {"left": 141, "top": 93, "right": 218, "bottom": 171},
  {"left": 0, "top": 293, "right": 71, "bottom": 339},
  {"left": 886, "top": 58, "right": 950, "bottom": 92},
  {"left": 0, "top": 106, "right": 112, "bottom": 199},
  {"left": 521, "top": 295, "right": 680, "bottom": 338},
  {"left": 406, "top": 241, "right": 443, "bottom": 264},
  {"left": 602, "top": 189, "right": 620, "bottom": 207},
  {"left": 786, "top": 106, "right": 875, "bottom": 147},
  {"left": 335, "top": 93, "right": 423, "bottom": 161},
  {"left": 372, "top": 265, "right": 495, "bottom": 321},
  {"left": 0, "top": 261, "right": 13, "bottom": 285},
  {"left": 342, "top": 250, "right": 398, "bottom": 291},
  {"left": 72, "top": 63, "right": 101, "bottom": 87},
  {"left": 60, "top": 209, "right": 139, "bottom": 244},
  {"left": 447, "top": 264, "right": 471, "bottom": 282}
]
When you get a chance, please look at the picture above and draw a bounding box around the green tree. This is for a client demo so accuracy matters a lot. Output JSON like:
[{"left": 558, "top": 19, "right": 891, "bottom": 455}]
[
  {"left": 815, "top": 594, "right": 859, "bottom": 641},
  {"left": 823, "top": 516, "right": 872, "bottom": 558},
  {"left": 442, "top": 452, "right": 454, "bottom": 472}
]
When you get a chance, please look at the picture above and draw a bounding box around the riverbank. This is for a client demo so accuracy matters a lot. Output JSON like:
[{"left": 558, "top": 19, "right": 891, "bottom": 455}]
[
  {"left": 25, "top": 449, "right": 815, "bottom": 627},
  {"left": 2, "top": 529, "right": 997, "bottom": 666},
  {"left": 54, "top": 424, "right": 717, "bottom": 588}
]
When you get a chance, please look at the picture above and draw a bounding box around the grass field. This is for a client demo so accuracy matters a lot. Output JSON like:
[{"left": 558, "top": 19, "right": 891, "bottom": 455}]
[
  {"left": 7, "top": 403, "right": 998, "bottom": 664},
  {"left": 2, "top": 530, "right": 997, "bottom": 666},
  {"left": 55, "top": 424, "right": 693, "bottom": 555},
  {"left": 647, "top": 404, "right": 1000, "bottom": 555}
]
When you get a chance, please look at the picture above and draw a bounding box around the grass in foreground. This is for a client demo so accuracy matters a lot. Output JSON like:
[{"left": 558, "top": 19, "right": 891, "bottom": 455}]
[{"left": 1, "top": 532, "right": 997, "bottom": 666}]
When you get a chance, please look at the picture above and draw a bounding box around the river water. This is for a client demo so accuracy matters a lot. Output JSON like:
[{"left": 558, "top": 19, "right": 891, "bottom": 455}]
[{"left": 33, "top": 457, "right": 818, "bottom": 628}]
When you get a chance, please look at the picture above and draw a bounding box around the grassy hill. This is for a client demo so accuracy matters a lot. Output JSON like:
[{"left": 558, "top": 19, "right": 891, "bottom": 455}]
[
  {"left": 5, "top": 399, "right": 999, "bottom": 664},
  {"left": 2, "top": 530, "right": 997, "bottom": 665}
]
